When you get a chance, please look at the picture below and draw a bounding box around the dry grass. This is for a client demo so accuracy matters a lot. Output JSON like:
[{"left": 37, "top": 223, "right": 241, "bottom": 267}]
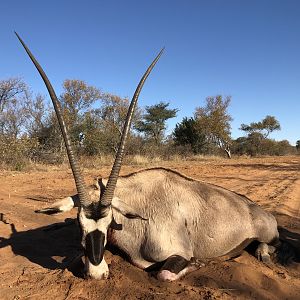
[{"left": 2, "top": 154, "right": 298, "bottom": 172}]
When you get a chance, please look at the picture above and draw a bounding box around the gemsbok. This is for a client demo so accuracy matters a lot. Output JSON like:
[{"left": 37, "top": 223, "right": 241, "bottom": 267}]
[{"left": 16, "top": 32, "right": 280, "bottom": 281}]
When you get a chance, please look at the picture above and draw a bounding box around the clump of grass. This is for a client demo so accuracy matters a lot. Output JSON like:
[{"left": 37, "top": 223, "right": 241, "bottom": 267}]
[
  {"left": 127, "top": 155, "right": 150, "bottom": 165},
  {"left": 79, "top": 155, "right": 115, "bottom": 169}
]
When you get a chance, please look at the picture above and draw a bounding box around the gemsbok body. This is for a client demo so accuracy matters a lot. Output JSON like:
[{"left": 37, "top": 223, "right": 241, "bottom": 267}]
[{"left": 16, "top": 33, "right": 280, "bottom": 281}]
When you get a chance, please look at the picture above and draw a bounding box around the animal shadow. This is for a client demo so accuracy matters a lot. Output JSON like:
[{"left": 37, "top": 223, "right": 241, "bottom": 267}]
[
  {"left": 0, "top": 218, "right": 85, "bottom": 277},
  {"left": 277, "top": 226, "right": 300, "bottom": 264}
]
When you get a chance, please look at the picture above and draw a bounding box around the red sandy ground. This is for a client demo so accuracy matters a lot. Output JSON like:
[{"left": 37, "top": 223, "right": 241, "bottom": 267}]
[{"left": 1, "top": 156, "right": 300, "bottom": 299}]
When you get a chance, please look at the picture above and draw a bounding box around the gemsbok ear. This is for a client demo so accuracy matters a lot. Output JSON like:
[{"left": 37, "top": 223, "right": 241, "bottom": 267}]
[
  {"left": 98, "top": 178, "right": 106, "bottom": 194},
  {"left": 111, "top": 197, "right": 148, "bottom": 221},
  {"left": 92, "top": 177, "right": 106, "bottom": 191}
]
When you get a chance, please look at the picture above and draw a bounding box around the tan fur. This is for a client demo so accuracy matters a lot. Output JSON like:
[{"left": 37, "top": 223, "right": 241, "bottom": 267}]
[
  {"left": 41, "top": 167, "right": 279, "bottom": 270},
  {"left": 106, "top": 168, "right": 278, "bottom": 266}
]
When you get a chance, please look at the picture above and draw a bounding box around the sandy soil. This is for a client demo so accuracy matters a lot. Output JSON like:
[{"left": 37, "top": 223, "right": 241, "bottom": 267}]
[{"left": 1, "top": 156, "right": 300, "bottom": 300}]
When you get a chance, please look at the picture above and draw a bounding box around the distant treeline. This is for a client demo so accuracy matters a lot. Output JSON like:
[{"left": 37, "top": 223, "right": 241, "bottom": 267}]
[{"left": 0, "top": 78, "right": 298, "bottom": 170}]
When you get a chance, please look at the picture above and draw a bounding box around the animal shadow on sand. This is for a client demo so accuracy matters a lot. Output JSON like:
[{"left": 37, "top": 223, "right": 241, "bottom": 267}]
[{"left": 0, "top": 218, "right": 85, "bottom": 277}]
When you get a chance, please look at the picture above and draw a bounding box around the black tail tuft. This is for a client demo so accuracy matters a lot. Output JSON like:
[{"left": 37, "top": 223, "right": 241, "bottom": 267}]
[{"left": 35, "top": 207, "right": 62, "bottom": 215}]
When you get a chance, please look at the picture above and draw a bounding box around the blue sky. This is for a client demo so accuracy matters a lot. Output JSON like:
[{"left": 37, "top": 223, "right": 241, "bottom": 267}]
[{"left": 1, "top": 0, "right": 300, "bottom": 144}]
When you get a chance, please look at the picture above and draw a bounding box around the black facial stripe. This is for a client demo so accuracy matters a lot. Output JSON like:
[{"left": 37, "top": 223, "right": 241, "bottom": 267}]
[
  {"left": 85, "top": 230, "right": 105, "bottom": 266},
  {"left": 77, "top": 215, "right": 83, "bottom": 238}
]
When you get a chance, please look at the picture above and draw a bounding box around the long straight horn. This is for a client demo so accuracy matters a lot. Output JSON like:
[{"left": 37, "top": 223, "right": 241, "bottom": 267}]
[
  {"left": 100, "top": 48, "right": 164, "bottom": 208},
  {"left": 15, "top": 32, "right": 90, "bottom": 208}
]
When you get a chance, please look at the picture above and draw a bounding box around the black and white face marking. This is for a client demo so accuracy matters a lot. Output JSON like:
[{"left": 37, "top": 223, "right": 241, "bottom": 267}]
[
  {"left": 78, "top": 207, "right": 113, "bottom": 279},
  {"left": 85, "top": 230, "right": 105, "bottom": 265}
]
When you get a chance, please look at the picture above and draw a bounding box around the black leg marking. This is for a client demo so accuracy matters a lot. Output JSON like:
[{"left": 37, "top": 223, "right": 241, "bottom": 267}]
[
  {"left": 157, "top": 255, "right": 205, "bottom": 281},
  {"left": 160, "top": 255, "right": 189, "bottom": 274},
  {"left": 35, "top": 207, "right": 63, "bottom": 214}
]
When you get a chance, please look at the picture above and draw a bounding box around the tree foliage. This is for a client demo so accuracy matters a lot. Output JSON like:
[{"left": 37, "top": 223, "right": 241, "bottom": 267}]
[
  {"left": 95, "top": 93, "right": 142, "bottom": 133},
  {"left": 237, "top": 116, "right": 284, "bottom": 156},
  {"left": 173, "top": 117, "right": 206, "bottom": 154},
  {"left": 39, "top": 79, "right": 102, "bottom": 152},
  {"left": 240, "top": 115, "right": 281, "bottom": 138},
  {"left": 60, "top": 79, "right": 101, "bottom": 128},
  {"left": 77, "top": 111, "right": 107, "bottom": 155},
  {"left": 0, "top": 78, "right": 27, "bottom": 113},
  {"left": 0, "top": 78, "right": 49, "bottom": 139},
  {"left": 90, "top": 93, "right": 142, "bottom": 153},
  {"left": 0, "top": 78, "right": 48, "bottom": 168},
  {"left": 136, "top": 102, "right": 178, "bottom": 145},
  {"left": 232, "top": 134, "right": 295, "bottom": 156},
  {"left": 0, "top": 78, "right": 28, "bottom": 137},
  {"left": 61, "top": 79, "right": 101, "bottom": 114},
  {"left": 194, "top": 95, "right": 232, "bottom": 157},
  {"left": 0, "top": 75, "right": 296, "bottom": 168}
]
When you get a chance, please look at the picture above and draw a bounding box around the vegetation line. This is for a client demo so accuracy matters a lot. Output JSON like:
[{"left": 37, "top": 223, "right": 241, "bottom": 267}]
[{"left": 0, "top": 78, "right": 299, "bottom": 170}]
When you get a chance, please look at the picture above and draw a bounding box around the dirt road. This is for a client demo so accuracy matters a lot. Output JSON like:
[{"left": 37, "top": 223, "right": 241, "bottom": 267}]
[{"left": 1, "top": 156, "right": 300, "bottom": 299}]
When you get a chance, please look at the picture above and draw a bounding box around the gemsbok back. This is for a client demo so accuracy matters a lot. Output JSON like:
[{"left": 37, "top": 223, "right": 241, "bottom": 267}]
[{"left": 16, "top": 33, "right": 280, "bottom": 281}]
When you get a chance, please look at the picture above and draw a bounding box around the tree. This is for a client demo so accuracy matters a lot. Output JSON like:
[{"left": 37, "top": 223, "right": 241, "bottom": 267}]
[
  {"left": 238, "top": 115, "right": 281, "bottom": 157},
  {"left": 27, "top": 80, "right": 101, "bottom": 155},
  {"left": 92, "top": 93, "right": 142, "bottom": 153},
  {"left": 95, "top": 93, "right": 142, "bottom": 133},
  {"left": 234, "top": 132, "right": 265, "bottom": 156},
  {"left": 52, "top": 79, "right": 102, "bottom": 151},
  {"left": 77, "top": 111, "right": 107, "bottom": 155},
  {"left": 240, "top": 115, "right": 281, "bottom": 138},
  {"left": 173, "top": 117, "right": 206, "bottom": 154},
  {"left": 25, "top": 93, "right": 49, "bottom": 136},
  {"left": 0, "top": 78, "right": 44, "bottom": 168},
  {"left": 194, "top": 95, "right": 233, "bottom": 158},
  {"left": 0, "top": 78, "right": 27, "bottom": 113},
  {"left": 233, "top": 135, "right": 295, "bottom": 156},
  {"left": 0, "top": 78, "right": 29, "bottom": 137},
  {"left": 1, "top": 97, "right": 28, "bottom": 138},
  {"left": 136, "top": 102, "right": 178, "bottom": 145},
  {"left": 60, "top": 79, "right": 101, "bottom": 128},
  {"left": 0, "top": 78, "right": 32, "bottom": 139}
]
